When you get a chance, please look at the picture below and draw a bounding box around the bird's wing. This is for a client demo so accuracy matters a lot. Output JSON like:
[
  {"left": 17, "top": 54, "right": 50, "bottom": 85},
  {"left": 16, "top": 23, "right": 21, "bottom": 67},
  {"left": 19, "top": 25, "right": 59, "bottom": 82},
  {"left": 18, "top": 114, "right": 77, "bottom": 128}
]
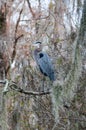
[{"left": 37, "top": 52, "right": 54, "bottom": 79}]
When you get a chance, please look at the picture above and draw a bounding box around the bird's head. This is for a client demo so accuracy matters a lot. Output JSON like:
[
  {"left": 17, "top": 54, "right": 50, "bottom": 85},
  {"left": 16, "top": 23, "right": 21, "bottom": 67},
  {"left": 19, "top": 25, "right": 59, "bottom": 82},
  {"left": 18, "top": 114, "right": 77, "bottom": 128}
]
[
  {"left": 33, "top": 41, "right": 42, "bottom": 50},
  {"left": 33, "top": 41, "right": 49, "bottom": 52},
  {"left": 34, "top": 41, "right": 42, "bottom": 44}
]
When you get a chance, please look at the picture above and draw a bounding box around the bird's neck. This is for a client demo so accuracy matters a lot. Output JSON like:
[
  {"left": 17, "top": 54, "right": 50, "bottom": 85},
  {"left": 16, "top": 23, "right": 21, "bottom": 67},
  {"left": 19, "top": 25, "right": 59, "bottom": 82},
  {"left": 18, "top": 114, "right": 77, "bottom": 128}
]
[
  {"left": 34, "top": 48, "right": 40, "bottom": 54},
  {"left": 33, "top": 48, "right": 41, "bottom": 59}
]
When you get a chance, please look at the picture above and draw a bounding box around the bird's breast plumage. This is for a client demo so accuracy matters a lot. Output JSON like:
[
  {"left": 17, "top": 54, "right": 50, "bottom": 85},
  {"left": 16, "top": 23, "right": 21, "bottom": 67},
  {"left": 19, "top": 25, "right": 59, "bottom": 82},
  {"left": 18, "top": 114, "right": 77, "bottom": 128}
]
[
  {"left": 33, "top": 48, "right": 55, "bottom": 81},
  {"left": 37, "top": 52, "right": 55, "bottom": 81}
]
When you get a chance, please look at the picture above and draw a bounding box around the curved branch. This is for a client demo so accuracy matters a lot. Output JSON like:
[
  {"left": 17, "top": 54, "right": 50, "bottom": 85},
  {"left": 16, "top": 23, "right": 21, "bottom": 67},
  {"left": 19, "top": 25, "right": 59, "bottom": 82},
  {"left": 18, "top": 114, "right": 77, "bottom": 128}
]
[
  {"left": 9, "top": 83, "right": 50, "bottom": 95},
  {"left": 0, "top": 80, "right": 50, "bottom": 96},
  {"left": 26, "top": 0, "right": 35, "bottom": 17}
]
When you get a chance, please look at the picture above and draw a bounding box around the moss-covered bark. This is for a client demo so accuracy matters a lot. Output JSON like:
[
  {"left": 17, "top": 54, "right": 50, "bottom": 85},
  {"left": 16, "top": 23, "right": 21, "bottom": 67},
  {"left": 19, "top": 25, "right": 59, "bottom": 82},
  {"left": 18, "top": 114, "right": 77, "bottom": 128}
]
[
  {"left": 52, "top": 0, "right": 86, "bottom": 123},
  {"left": 79, "top": 0, "right": 86, "bottom": 45}
]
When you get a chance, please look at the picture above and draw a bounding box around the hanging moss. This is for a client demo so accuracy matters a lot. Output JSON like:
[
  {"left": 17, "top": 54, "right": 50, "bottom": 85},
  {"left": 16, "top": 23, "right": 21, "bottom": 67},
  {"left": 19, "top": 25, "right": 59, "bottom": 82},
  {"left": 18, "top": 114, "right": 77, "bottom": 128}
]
[
  {"left": 78, "top": 0, "right": 86, "bottom": 46},
  {"left": 63, "top": 39, "right": 82, "bottom": 101},
  {"left": 51, "top": 84, "right": 62, "bottom": 121},
  {"left": 51, "top": 1, "right": 86, "bottom": 123},
  {"left": 52, "top": 36, "right": 82, "bottom": 121}
]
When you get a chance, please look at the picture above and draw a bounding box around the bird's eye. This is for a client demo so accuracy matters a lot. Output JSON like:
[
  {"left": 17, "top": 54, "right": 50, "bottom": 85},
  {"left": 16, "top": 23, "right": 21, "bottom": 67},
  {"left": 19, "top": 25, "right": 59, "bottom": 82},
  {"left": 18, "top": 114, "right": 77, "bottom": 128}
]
[{"left": 39, "top": 53, "right": 43, "bottom": 58}]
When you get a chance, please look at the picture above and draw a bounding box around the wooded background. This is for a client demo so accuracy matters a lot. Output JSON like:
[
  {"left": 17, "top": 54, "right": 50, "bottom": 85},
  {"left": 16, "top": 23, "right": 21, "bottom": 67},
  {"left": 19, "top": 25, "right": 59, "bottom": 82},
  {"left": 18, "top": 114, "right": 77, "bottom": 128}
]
[{"left": 0, "top": 0, "right": 86, "bottom": 130}]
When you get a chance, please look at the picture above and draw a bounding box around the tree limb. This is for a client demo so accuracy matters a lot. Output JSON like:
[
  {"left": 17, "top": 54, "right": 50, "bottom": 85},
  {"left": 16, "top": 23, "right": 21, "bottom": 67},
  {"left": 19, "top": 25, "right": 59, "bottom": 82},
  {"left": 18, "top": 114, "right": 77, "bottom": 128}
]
[
  {"left": 12, "top": 7, "right": 23, "bottom": 62},
  {"left": 26, "top": 0, "right": 35, "bottom": 17},
  {"left": 0, "top": 79, "right": 50, "bottom": 96},
  {"left": 9, "top": 82, "right": 50, "bottom": 95}
]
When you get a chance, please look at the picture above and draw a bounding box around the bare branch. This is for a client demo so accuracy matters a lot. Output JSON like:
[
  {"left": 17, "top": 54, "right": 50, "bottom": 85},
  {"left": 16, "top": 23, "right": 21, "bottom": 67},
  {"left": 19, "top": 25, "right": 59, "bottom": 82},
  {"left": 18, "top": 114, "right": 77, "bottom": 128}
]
[
  {"left": 26, "top": 0, "right": 35, "bottom": 17},
  {"left": 0, "top": 79, "right": 50, "bottom": 96},
  {"left": 15, "top": 88, "right": 50, "bottom": 96},
  {"left": 15, "top": 34, "right": 24, "bottom": 43},
  {"left": 9, "top": 82, "right": 51, "bottom": 96},
  {"left": 20, "top": 14, "right": 49, "bottom": 21},
  {"left": 61, "top": 117, "right": 86, "bottom": 122},
  {"left": 12, "top": 7, "right": 23, "bottom": 62}
]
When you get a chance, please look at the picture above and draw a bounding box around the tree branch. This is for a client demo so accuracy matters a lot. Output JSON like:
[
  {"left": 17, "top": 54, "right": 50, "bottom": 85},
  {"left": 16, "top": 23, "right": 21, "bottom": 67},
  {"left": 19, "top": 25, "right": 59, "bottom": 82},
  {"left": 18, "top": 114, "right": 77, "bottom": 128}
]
[
  {"left": 9, "top": 82, "right": 50, "bottom": 95},
  {"left": 14, "top": 88, "right": 50, "bottom": 96},
  {"left": 15, "top": 34, "right": 24, "bottom": 43},
  {"left": 26, "top": 0, "right": 35, "bottom": 17},
  {"left": 0, "top": 80, "right": 50, "bottom": 96},
  {"left": 12, "top": 7, "right": 23, "bottom": 62},
  {"left": 61, "top": 117, "right": 86, "bottom": 122}
]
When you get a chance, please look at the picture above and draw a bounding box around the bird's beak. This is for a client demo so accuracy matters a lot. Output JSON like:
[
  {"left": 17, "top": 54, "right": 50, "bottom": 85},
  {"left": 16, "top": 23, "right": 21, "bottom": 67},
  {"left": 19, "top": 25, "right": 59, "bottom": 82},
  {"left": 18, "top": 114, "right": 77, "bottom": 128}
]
[{"left": 33, "top": 44, "right": 40, "bottom": 48}]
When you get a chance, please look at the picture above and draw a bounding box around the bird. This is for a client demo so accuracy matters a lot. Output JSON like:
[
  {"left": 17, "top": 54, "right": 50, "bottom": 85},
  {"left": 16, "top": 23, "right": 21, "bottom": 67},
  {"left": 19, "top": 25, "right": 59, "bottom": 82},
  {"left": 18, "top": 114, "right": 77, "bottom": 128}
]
[{"left": 33, "top": 41, "right": 55, "bottom": 81}]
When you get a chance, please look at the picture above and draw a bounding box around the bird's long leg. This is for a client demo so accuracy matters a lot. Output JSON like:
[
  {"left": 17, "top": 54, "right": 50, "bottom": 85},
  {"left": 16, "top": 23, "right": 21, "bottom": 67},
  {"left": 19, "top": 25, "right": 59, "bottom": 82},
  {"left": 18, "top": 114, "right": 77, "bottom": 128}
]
[
  {"left": 48, "top": 80, "right": 53, "bottom": 90},
  {"left": 42, "top": 75, "right": 46, "bottom": 92}
]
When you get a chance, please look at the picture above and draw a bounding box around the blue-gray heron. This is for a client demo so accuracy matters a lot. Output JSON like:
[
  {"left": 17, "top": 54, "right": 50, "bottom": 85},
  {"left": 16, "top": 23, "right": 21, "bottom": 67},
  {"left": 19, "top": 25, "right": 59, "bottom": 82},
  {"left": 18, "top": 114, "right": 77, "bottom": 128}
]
[{"left": 33, "top": 41, "right": 55, "bottom": 81}]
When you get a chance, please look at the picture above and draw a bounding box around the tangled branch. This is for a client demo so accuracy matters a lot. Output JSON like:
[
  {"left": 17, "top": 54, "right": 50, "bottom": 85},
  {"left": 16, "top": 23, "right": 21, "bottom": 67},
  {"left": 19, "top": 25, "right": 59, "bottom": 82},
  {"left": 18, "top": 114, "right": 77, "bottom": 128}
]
[{"left": 0, "top": 79, "right": 50, "bottom": 96}]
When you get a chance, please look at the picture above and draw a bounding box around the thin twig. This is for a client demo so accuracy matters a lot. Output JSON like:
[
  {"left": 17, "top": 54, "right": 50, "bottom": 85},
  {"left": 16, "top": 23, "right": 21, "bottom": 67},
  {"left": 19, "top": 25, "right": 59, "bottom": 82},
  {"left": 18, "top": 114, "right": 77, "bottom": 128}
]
[
  {"left": 26, "top": 0, "right": 35, "bottom": 17},
  {"left": 15, "top": 34, "right": 24, "bottom": 43},
  {"left": 10, "top": 83, "right": 51, "bottom": 96},
  {"left": 60, "top": 117, "right": 86, "bottom": 122},
  {"left": 0, "top": 79, "right": 50, "bottom": 96},
  {"left": 12, "top": 7, "right": 23, "bottom": 62}
]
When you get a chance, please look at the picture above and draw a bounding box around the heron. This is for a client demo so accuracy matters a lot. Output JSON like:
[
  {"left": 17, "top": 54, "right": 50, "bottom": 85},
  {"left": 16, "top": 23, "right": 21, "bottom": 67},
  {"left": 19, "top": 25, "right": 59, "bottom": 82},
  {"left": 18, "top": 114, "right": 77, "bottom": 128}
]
[{"left": 33, "top": 41, "right": 55, "bottom": 81}]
